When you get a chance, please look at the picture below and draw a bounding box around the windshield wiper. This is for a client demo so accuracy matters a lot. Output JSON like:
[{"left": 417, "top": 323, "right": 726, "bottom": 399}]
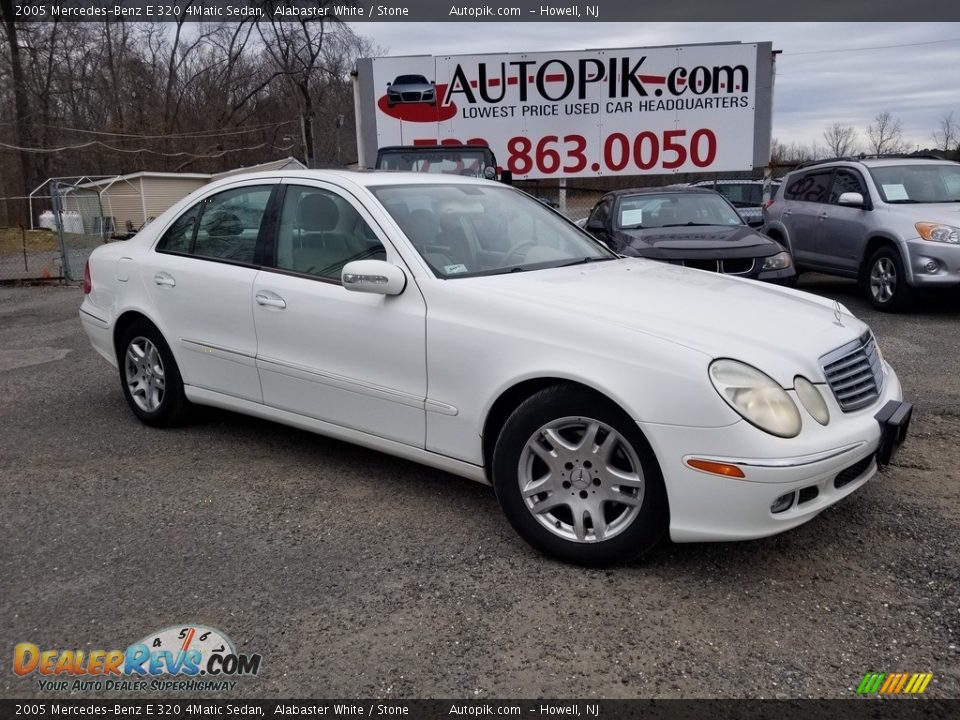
[
  {"left": 556, "top": 256, "right": 613, "bottom": 268},
  {"left": 620, "top": 224, "right": 644, "bottom": 230}
]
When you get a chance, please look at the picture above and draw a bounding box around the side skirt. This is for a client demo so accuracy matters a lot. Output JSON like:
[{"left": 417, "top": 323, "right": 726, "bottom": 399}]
[{"left": 184, "top": 385, "right": 490, "bottom": 485}]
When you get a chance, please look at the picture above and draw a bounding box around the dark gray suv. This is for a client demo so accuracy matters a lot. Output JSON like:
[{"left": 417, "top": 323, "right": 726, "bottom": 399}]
[{"left": 763, "top": 157, "right": 960, "bottom": 311}]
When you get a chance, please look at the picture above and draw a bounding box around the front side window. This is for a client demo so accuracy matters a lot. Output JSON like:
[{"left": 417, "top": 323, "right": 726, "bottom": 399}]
[
  {"left": 829, "top": 170, "right": 867, "bottom": 204},
  {"left": 275, "top": 186, "right": 386, "bottom": 281},
  {"left": 156, "top": 185, "right": 272, "bottom": 264},
  {"left": 371, "top": 184, "right": 613, "bottom": 278}
]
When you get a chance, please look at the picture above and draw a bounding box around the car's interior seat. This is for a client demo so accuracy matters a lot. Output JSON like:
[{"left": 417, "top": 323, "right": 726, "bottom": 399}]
[{"left": 291, "top": 193, "right": 364, "bottom": 277}]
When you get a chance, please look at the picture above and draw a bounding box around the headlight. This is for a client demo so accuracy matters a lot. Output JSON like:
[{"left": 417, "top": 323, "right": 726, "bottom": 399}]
[
  {"left": 709, "top": 360, "right": 801, "bottom": 438},
  {"left": 760, "top": 251, "right": 792, "bottom": 271},
  {"left": 794, "top": 376, "right": 829, "bottom": 425},
  {"left": 916, "top": 222, "right": 960, "bottom": 244}
]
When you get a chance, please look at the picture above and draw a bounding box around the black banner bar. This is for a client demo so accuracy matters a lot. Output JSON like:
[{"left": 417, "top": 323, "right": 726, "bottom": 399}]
[
  {"left": 8, "top": 0, "right": 960, "bottom": 22},
  {"left": 2, "top": 699, "right": 959, "bottom": 720}
]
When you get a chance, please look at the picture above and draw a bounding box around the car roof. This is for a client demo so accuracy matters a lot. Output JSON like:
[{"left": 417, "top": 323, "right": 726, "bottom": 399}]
[
  {"left": 200, "top": 169, "right": 503, "bottom": 192},
  {"left": 689, "top": 178, "right": 781, "bottom": 185},
  {"left": 790, "top": 156, "right": 959, "bottom": 173},
  {"left": 602, "top": 186, "right": 721, "bottom": 199}
]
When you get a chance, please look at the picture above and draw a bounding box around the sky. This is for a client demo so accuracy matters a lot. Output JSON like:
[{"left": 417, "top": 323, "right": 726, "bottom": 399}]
[{"left": 356, "top": 22, "right": 960, "bottom": 152}]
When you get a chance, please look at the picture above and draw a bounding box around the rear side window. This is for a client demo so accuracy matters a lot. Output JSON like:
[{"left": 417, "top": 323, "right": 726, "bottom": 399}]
[
  {"left": 784, "top": 170, "right": 834, "bottom": 203},
  {"left": 156, "top": 185, "right": 272, "bottom": 264}
]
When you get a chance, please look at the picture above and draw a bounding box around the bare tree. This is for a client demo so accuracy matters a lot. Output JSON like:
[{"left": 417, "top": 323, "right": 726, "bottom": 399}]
[
  {"left": 866, "top": 111, "right": 905, "bottom": 155},
  {"left": 822, "top": 123, "right": 858, "bottom": 157},
  {"left": 932, "top": 111, "right": 959, "bottom": 153}
]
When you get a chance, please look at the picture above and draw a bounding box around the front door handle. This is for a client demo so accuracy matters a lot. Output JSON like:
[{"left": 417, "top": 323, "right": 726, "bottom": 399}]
[
  {"left": 153, "top": 272, "right": 176, "bottom": 287},
  {"left": 818, "top": 211, "right": 829, "bottom": 221},
  {"left": 255, "top": 292, "right": 287, "bottom": 309}
]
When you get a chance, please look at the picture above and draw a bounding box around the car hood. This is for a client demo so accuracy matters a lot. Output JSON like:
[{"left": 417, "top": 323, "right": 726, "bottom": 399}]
[
  {"left": 616, "top": 225, "right": 779, "bottom": 254},
  {"left": 458, "top": 258, "right": 868, "bottom": 385},
  {"left": 884, "top": 202, "right": 960, "bottom": 223}
]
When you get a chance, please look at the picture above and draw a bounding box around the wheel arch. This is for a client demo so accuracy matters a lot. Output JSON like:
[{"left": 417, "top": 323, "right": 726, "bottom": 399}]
[
  {"left": 112, "top": 310, "right": 165, "bottom": 364},
  {"left": 480, "top": 377, "right": 661, "bottom": 483},
  {"left": 860, "top": 235, "right": 909, "bottom": 282}
]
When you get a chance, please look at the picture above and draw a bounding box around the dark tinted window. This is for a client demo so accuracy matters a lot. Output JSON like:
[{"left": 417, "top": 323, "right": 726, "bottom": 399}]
[
  {"left": 587, "top": 198, "right": 611, "bottom": 228},
  {"left": 829, "top": 170, "right": 867, "bottom": 204},
  {"left": 156, "top": 203, "right": 201, "bottom": 254},
  {"left": 275, "top": 186, "right": 386, "bottom": 281},
  {"left": 157, "top": 185, "right": 271, "bottom": 263},
  {"left": 784, "top": 170, "right": 834, "bottom": 203}
]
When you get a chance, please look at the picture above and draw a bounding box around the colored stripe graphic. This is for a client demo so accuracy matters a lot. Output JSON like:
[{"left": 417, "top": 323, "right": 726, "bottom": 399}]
[{"left": 857, "top": 672, "right": 932, "bottom": 694}]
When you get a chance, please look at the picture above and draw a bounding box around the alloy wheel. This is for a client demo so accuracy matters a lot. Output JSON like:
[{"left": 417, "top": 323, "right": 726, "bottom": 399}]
[
  {"left": 124, "top": 336, "right": 166, "bottom": 412},
  {"left": 517, "top": 416, "right": 645, "bottom": 543}
]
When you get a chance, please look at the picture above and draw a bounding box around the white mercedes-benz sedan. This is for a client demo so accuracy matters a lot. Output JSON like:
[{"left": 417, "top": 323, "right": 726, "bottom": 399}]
[{"left": 80, "top": 170, "right": 912, "bottom": 565}]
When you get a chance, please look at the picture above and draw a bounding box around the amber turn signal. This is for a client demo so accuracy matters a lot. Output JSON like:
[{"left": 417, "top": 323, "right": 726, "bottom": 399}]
[{"left": 686, "top": 458, "right": 746, "bottom": 478}]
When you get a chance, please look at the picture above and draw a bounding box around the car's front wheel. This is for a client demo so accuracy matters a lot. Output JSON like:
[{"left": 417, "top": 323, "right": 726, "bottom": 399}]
[
  {"left": 492, "top": 385, "right": 668, "bottom": 565},
  {"left": 118, "top": 320, "right": 191, "bottom": 427},
  {"left": 866, "top": 247, "right": 912, "bottom": 312}
]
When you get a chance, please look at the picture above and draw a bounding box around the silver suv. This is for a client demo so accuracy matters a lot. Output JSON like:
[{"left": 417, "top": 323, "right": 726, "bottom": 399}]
[{"left": 763, "top": 157, "right": 960, "bottom": 311}]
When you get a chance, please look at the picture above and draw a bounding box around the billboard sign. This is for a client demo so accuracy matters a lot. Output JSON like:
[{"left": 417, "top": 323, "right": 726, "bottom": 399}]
[{"left": 355, "top": 43, "right": 774, "bottom": 179}]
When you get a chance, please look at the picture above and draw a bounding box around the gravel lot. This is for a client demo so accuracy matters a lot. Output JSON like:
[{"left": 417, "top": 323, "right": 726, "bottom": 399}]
[{"left": 1, "top": 277, "right": 958, "bottom": 700}]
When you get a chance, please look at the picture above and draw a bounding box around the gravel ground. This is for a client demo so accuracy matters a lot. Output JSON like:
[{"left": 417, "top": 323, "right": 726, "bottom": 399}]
[{"left": 1, "top": 277, "right": 958, "bottom": 700}]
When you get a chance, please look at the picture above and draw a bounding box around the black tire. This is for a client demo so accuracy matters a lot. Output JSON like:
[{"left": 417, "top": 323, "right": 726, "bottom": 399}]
[
  {"left": 864, "top": 246, "right": 913, "bottom": 312},
  {"left": 492, "top": 385, "right": 668, "bottom": 566},
  {"left": 117, "top": 320, "right": 191, "bottom": 427}
]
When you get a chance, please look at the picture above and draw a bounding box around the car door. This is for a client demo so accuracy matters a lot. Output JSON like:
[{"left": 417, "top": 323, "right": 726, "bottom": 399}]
[
  {"left": 142, "top": 181, "right": 277, "bottom": 403},
  {"left": 816, "top": 168, "right": 871, "bottom": 273},
  {"left": 252, "top": 180, "right": 428, "bottom": 447},
  {"left": 780, "top": 169, "right": 834, "bottom": 267}
]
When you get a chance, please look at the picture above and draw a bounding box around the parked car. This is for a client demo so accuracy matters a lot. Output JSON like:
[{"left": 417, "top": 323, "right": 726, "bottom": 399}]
[
  {"left": 386, "top": 74, "right": 436, "bottom": 106},
  {"left": 763, "top": 156, "right": 960, "bottom": 311},
  {"left": 688, "top": 178, "right": 781, "bottom": 227},
  {"left": 583, "top": 187, "right": 796, "bottom": 284},
  {"left": 80, "top": 170, "right": 911, "bottom": 565}
]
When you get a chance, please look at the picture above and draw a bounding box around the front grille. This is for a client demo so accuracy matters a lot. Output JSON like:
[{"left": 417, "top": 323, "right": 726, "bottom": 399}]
[
  {"left": 820, "top": 332, "right": 884, "bottom": 412},
  {"left": 682, "top": 259, "right": 720, "bottom": 272},
  {"left": 401, "top": 92, "right": 421, "bottom": 102},
  {"left": 720, "top": 258, "right": 755, "bottom": 275},
  {"left": 834, "top": 454, "right": 875, "bottom": 489}
]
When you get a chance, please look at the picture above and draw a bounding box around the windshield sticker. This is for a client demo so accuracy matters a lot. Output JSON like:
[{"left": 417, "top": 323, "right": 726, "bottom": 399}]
[
  {"left": 620, "top": 209, "right": 643, "bottom": 226},
  {"left": 882, "top": 184, "right": 909, "bottom": 201},
  {"left": 443, "top": 263, "right": 468, "bottom": 274}
]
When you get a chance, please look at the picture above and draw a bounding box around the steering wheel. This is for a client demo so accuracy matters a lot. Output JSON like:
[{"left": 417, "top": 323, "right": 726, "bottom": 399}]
[{"left": 500, "top": 240, "right": 538, "bottom": 267}]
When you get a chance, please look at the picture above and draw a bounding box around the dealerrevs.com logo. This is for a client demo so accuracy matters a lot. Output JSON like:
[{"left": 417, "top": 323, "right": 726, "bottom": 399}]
[{"left": 13, "top": 624, "right": 261, "bottom": 692}]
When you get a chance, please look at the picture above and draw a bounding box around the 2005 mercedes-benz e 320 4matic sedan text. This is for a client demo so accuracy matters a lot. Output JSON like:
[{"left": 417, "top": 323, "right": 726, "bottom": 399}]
[{"left": 80, "top": 170, "right": 913, "bottom": 565}]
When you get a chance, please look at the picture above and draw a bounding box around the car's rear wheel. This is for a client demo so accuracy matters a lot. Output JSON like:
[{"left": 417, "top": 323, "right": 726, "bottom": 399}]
[
  {"left": 118, "top": 320, "right": 191, "bottom": 427},
  {"left": 492, "top": 385, "right": 668, "bottom": 565},
  {"left": 866, "top": 247, "right": 912, "bottom": 312}
]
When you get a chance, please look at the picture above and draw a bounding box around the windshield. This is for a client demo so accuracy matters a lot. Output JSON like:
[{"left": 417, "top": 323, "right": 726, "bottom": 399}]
[
  {"left": 616, "top": 192, "right": 744, "bottom": 229},
  {"left": 394, "top": 75, "right": 428, "bottom": 84},
  {"left": 371, "top": 184, "right": 615, "bottom": 278},
  {"left": 869, "top": 164, "right": 960, "bottom": 203}
]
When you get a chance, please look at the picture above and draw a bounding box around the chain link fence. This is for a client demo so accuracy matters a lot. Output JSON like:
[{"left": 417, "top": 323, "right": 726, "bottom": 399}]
[{"left": 0, "top": 177, "right": 130, "bottom": 283}]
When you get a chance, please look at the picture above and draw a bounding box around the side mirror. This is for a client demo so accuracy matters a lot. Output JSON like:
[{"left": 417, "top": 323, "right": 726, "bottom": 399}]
[
  {"left": 342, "top": 260, "right": 406, "bottom": 296},
  {"left": 838, "top": 191, "right": 866, "bottom": 208},
  {"left": 586, "top": 219, "right": 605, "bottom": 232},
  {"left": 483, "top": 166, "right": 497, "bottom": 180},
  {"left": 386, "top": 82, "right": 391, "bottom": 87}
]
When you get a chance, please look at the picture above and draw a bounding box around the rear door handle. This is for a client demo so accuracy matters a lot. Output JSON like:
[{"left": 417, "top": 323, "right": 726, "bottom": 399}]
[
  {"left": 255, "top": 291, "right": 286, "bottom": 309},
  {"left": 153, "top": 272, "right": 175, "bottom": 287},
  {"left": 818, "top": 211, "right": 829, "bottom": 220},
  {"left": 782, "top": 209, "right": 792, "bottom": 217}
]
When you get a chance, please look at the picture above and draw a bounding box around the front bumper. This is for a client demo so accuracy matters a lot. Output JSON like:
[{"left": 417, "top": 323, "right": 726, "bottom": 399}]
[
  {"left": 906, "top": 237, "right": 960, "bottom": 288},
  {"left": 640, "top": 364, "right": 907, "bottom": 542}
]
